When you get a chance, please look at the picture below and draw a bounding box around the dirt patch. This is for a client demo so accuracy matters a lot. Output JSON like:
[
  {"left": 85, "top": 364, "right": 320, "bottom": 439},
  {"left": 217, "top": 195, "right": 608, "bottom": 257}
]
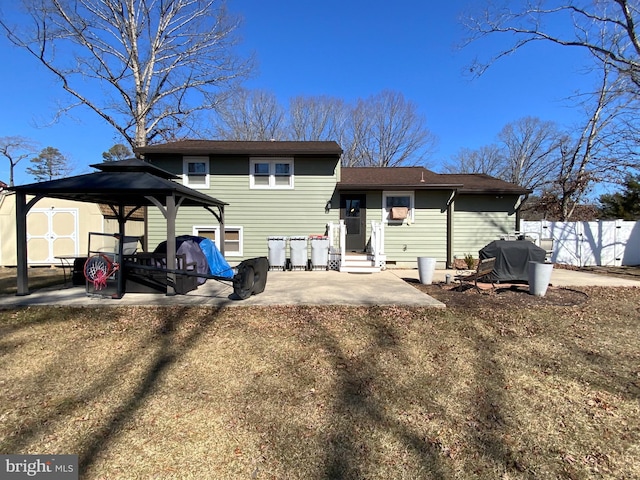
[{"left": 407, "top": 279, "right": 589, "bottom": 308}]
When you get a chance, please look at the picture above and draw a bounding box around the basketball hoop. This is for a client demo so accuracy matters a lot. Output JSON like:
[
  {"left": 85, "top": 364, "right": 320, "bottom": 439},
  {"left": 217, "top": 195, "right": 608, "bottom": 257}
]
[{"left": 84, "top": 254, "right": 120, "bottom": 290}]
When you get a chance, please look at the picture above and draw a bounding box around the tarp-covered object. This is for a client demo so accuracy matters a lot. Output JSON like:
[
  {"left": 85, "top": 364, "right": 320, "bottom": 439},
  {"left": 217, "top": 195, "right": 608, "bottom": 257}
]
[
  {"left": 155, "top": 237, "right": 209, "bottom": 284},
  {"left": 479, "top": 240, "right": 546, "bottom": 283},
  {"left": 182, "top": 235, "right": 234, "bottom": 279},
  {"left": 154, "top": 235, "right": 234, "bottom": 281}
]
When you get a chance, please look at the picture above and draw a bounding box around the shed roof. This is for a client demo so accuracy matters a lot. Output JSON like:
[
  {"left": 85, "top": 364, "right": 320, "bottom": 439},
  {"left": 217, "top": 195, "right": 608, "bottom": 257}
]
[
  {"left": 339, "top": 167, "right": 530, "bottom": 195},
  {"left": 135, "top": 140, "right": 343, "bottom": 157}
]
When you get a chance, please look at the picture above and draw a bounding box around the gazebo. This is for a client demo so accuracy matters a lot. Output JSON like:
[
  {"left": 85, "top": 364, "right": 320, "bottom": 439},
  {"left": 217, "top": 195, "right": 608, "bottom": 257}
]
[{"left": 10, "top": 158, "right": 227, "bottom": 297}]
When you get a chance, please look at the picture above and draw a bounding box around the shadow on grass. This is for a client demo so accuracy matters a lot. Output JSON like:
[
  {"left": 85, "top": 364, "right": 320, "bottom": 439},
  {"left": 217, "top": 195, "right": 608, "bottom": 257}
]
[
  {"left": 315, "top": 314, "right": 451, "bottom": 479},
  {"left": 0, "top": 304, "right": 229, "bottom": 476}
]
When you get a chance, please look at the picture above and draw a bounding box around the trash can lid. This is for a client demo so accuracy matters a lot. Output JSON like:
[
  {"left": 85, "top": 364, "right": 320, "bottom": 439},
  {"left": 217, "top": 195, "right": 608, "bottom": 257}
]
[
  {"left": 289, "top": 236, "right": 308, "bottom": 240},
  {"left": 310, "top": 235, "right": 329, "bottom": 239},
  {"left": 267, "top": 236, "right": 288, "bottom": 240}
]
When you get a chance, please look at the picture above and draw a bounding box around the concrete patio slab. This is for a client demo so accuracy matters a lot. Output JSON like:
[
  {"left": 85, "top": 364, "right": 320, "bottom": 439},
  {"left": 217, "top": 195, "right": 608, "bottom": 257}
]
[
  {"left": 1, "top": 266, "right": 636, "bottom": 309},
  {"left": 0, "top": 269, "right": 446, "bottom": 308}
]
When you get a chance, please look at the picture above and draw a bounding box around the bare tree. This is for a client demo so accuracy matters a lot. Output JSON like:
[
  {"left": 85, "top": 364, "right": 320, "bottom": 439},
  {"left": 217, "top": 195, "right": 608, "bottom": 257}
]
[
  {"left": 0, "top": 136, "right": 39, "bottom": 186},
  {"left": 443, "top": 144, "right": 506, "bottom": 177},
  {"left": 462, "top": 0, "right": 640, "bottom": 92},
  {"left": 444, "top": 117, "right": 563, "bottom": 191},
  {"left": 288, "top": 95, "right": 346, "bottom": 141},
  {"left": 548, "top": 61, "right": 634, "bottom": 219},
  {"left": 343, "top": 90, "right": 437, "bottom": 167},
  {"left": 1, "top": 0, "right": 252, "bottom": 151},
  {"left": 498, "top": 116, "right": 563, "bottom": 191},
  {"left": 214, "top": 88, "right": 287, "bottom": 140}
]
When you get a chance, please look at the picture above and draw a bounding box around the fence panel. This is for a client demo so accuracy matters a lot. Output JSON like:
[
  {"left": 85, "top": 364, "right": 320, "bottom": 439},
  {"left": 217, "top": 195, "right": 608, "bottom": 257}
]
[{"left": 520, "top": 220, "right": 640, "bottom": 267}]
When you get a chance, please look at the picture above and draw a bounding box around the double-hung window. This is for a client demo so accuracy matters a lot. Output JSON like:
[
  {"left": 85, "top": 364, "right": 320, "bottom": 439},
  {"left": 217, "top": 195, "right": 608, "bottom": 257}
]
[
  {"left": 193, "top": 225, "right": 243, "bottom": 257},
  {"left": 383, "top": 191, "right": 414, "bottom": 224},
  {"left": 250, "top": 158, "right": 294, "bottom": 189},
  {"left": 183, "top": 156, "right": 209, "bottom": 188}
]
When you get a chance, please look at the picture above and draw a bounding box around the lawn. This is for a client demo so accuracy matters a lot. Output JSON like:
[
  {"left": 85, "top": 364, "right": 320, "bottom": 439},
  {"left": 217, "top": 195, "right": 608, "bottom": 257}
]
[{"left": 1, "top": 287, "right": 639, "bottom": 479}]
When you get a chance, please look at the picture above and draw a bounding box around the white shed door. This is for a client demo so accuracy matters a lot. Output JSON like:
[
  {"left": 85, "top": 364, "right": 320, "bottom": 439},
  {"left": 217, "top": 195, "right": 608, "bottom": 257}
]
[{"left": 27, "top": 208, "right": 79, "bottom": 264}]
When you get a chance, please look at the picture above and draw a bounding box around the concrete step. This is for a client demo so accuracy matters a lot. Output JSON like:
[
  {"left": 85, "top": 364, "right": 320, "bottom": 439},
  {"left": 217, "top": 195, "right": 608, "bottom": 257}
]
[
  {"left": 339, "top": 265, "right": 381, "bottom": 273},
  {"left": 339, "top": 254, "right": 381, "bottom": 273}
]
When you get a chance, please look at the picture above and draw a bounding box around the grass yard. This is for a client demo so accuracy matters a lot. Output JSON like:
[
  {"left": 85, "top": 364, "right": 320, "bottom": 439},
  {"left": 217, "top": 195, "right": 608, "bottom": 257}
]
[{"left": 1, "top": 287, "right": 639, "bottom": 479}]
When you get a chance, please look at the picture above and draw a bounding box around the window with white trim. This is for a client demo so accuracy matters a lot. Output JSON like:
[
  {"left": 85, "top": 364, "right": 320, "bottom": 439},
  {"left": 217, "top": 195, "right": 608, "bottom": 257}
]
[
  {"left": 250, "top": 158, "right": 294, "bottom": 189},
  {"left": 183, "top": 156, "right": 209, "bottom": 188},
  {"left": 383, "top": 191, "right": 414, "bottom": 224},
  {"left": 193, "top": 225, "right": 243, "bottom": 257}
]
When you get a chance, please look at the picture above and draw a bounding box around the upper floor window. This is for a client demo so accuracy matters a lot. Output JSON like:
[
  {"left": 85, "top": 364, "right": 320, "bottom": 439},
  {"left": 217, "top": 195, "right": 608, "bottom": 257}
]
[
  {"left": 183, "top": 156, "right": 209, "bottom": 188},
  {"left": 383, "top": 191, "right": 414, "bottom": 224},
  {"left": 250, "top": 158, "right": 294, "bottom": 189}
]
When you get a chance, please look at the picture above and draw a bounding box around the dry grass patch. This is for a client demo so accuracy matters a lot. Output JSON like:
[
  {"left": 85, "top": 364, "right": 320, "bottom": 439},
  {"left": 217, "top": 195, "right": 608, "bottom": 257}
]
[
  {"left": 1, "top": 290, "right": 639, "bottom": 479},
  {"left": 0, "top": 267, "right": 66, "bottom": 295}
]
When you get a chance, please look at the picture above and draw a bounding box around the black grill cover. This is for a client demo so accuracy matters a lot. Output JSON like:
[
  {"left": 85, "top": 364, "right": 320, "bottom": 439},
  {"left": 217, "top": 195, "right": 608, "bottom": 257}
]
[{"left": 479, "top": 240, "right": 546, "bottom": 283}]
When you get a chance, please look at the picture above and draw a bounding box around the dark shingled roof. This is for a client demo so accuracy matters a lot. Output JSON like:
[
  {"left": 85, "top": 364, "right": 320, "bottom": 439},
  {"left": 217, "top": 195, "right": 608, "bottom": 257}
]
[
  {"left": 136, "top": 140, "right": 343, "bottom": 157},
  {"left": 438, "top": 173, "right": 531, "bottom": 194},
  {"left": 339, "top": 167, "right": 530, "bottom": 195}
]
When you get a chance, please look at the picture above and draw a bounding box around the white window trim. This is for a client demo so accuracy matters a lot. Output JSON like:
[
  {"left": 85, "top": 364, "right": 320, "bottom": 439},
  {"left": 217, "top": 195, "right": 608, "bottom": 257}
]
[
  {"left": 183, "top": 156, "right": 210, "bottom": 189},
  {"left": 382, "top": 190, "right": 415, "bottom": 224},
  {"left": 250, "top": 157, "right": 294, "bottom": 189},
  {"left": 193, "top": 225, "right": 243, "bottom": 257}
]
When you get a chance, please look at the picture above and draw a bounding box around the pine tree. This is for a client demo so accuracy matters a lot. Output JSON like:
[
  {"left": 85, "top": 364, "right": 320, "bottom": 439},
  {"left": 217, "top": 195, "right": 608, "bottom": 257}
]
[
  {"left": 26, "top": 147, "right": 69, "bottom": 182},
  {"left": 598, "top": 175, "right": 640, "bottom": 220},
  {"left": 102, "top": 144, "right": 132, "bottom": 162}
]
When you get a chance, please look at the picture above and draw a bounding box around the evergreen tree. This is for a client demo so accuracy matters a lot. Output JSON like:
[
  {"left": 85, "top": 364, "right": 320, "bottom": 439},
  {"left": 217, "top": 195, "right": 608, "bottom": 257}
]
[
  {"left": 26, "top": 147, "right": 69, "bottom": 182},
  {"left": 102, "top": 144, "right": 132, "bottom": 162},
  {"left": 598, "top": 175, "right": 640, "bottom": 220}
]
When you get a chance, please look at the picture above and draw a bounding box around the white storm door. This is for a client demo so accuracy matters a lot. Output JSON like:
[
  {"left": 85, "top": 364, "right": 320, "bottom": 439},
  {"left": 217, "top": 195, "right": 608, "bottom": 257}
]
[{"left": 27, "top": 208, "right": 79, "bottom": 263}]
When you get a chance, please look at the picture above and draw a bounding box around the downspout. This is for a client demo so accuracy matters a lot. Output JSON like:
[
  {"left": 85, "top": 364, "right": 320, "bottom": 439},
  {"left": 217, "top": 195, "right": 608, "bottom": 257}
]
[
  {"left": 515, "top": 194, "right": 529, "bottom": 232},
  {"left": 446, "top": 189, "right": 458, "bottom": 269}
]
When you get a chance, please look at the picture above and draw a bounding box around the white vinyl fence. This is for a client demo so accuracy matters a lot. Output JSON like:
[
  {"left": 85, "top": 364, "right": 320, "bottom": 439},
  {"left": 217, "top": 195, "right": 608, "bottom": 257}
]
[{"left": 519, "top": 220, "right": 640, "bottom": 267}]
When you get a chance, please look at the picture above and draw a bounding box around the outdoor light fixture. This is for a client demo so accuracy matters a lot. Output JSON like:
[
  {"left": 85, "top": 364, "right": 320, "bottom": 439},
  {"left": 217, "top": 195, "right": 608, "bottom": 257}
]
[{"left": 325, "top": 200, "right": 332, "bottom": 213}]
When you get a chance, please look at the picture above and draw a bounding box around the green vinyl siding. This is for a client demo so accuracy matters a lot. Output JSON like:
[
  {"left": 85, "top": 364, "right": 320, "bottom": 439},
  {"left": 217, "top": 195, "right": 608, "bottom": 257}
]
[
  {"left": 349, "top": 190, "right": 448, "bottom": 265},
  {"left": 146, "top": 155, "right": 340, "bottom": 262},
  {"left": 453, "top": 195, "right": 519, "bottom": 259},
  {"left": 380, "top": 190, "right": 448, "bottom": 264}
]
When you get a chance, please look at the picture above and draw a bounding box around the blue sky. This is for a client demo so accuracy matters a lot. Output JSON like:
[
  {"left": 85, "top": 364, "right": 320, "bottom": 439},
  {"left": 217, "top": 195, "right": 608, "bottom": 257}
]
[{"left": 0, "top": 0, "right": 595, "bottom": 186}]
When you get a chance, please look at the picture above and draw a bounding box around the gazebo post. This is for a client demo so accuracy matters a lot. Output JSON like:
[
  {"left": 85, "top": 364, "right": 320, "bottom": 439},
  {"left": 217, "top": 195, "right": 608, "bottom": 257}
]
[
  {"left": 116, "top": 204, "right": 126, "bottom": 299},
  {"left": 166, "top": 194, "right": 177, "bottom": 296},
  {"left": 15, "top": 191, "right": 29, "bottom": 296}
]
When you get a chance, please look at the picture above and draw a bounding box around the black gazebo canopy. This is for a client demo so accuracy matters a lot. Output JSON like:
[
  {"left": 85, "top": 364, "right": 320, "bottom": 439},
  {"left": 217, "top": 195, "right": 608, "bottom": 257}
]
[{"left": 10, "top": 158, "right": 227, "bottom": 296}]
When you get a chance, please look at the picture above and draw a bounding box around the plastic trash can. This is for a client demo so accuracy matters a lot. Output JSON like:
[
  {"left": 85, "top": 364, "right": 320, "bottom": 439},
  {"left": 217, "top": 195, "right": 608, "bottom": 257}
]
[
  {"left": 267, "top": 236, "right": 287, "bottom": 270},
  {"left": 310, "top": 235, "right": 330, "bottom": 270},
  {"left": 289, "top": 236, "right": 308, "bottom": 270}
]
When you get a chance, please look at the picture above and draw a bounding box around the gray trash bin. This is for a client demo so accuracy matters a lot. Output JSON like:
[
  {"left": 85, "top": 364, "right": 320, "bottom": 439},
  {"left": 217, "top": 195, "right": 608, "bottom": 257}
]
[
  {"left": 267, "top": 236, "right": 287, "bottom": 270},
  {"left": 289, "top": 236, "right": 308, "bottom": 270},
  {"left": 310, "top": 235, "right": 330, "bottom": 270}
]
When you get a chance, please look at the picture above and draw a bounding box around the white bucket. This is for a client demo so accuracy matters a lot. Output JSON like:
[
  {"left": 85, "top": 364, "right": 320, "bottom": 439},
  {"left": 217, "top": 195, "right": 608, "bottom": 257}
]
[
  {"left": 417, "top": 257, "right": 436, "bottom": 285},
  {"left": 528, "top": 261, "right": 554, "bottom": 296}
]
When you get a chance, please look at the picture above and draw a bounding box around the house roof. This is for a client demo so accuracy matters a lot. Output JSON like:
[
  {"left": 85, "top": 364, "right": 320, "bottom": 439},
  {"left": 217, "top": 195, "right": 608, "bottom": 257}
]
[
  {"left": 339, "top": 167, "right": 462, "bottom": 190},
  {"left": 135, "top": 140, "right": 343, "bottom": 157},
  {"left": 438, "top": 173, "right": 531, "bottom": 194},
  {"left": 339, "top": 167, "right": 530, "bottom": 195}
]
